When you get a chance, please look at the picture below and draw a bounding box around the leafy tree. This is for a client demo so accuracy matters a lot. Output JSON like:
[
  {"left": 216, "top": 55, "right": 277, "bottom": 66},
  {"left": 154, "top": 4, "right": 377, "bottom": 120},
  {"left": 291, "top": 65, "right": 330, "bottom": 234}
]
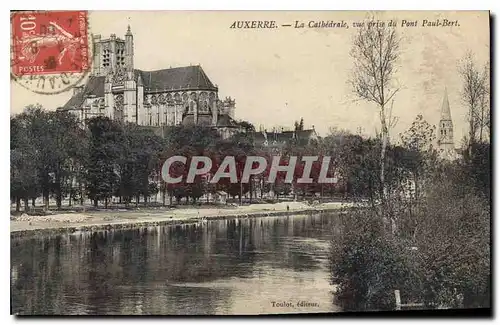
[
  {"left": 10, "top": 105, "right": 86, "bottom": 210},
  {"left": 85, "top": 117, "right": 122, "bottom": 208},
  {"left": 10, "top": 115, "right": 40, "bottom": 212}
]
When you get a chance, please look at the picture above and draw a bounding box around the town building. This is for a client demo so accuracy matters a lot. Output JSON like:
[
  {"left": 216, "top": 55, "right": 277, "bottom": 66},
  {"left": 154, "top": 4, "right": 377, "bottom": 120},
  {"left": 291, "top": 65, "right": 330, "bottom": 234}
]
[
  {"left": 251, "top": 127, "right": 319, "bottom": 154},
  {"left": 60, "top": 26, "right": 240, "bottom": 137}
]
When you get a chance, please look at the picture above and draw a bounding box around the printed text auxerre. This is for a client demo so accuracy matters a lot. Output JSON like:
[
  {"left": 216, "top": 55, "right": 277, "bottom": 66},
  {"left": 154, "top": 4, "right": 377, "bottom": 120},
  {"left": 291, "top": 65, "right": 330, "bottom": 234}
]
[{"left": 230, "top": 21, "right": 278, "bottom": 29}]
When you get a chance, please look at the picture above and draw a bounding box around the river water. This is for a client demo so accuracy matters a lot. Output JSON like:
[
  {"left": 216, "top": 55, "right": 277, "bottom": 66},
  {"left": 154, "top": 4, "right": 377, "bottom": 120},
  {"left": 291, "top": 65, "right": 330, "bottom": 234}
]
[{"left": 11, "top": 213, "right": 343, "bottom": 315}]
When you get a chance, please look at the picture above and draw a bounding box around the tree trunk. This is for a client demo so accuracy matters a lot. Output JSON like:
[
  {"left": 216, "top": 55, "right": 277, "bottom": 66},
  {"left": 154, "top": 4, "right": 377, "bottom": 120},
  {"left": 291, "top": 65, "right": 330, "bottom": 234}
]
[
  {"left": 469, "top": 104, "right": 476, "bottom": 157},
  {"left": 68, "top": 187, "right": 72, "bottom": 207},
  {"left": 239, "top": 182, "right": 243, "bottom": 205},
  {"left": 23, "top": 198, "right": 29, "bottom": 213},
  {"left": 80, "top": 181, "right": 84, "bottom": 205},
  {"left": 379, "top": 105, "right": 389, "bottom": 218},
  {"left": 16, "top": 198, "right": 20, "bottom": 212},
  {"left": 105, "top": 198, "right": 109, "bottom": 209},
  {"left": 55, "top": 173, "right": 62, "bottom": 210},
  {"left": 93, "top": 199, "right": 98, "bottom": 207},
  {"left": 43, "top": 192, "right": 49, "bottom": 211},
  {"left": 249, "top": 176, "right": 253, "bottom": 204},
  {"left": 479, "top": 95, "right": 485, "bottom": 142},
  {"left": 31, "top": 198, "right": 35, "bottom": 207}
]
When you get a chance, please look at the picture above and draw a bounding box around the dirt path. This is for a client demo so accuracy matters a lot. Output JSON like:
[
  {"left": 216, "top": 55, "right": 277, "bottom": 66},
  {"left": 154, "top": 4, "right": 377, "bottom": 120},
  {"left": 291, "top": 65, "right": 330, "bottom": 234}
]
[{"left": 10, "top": 201, "right": 358, "bottom": 236}]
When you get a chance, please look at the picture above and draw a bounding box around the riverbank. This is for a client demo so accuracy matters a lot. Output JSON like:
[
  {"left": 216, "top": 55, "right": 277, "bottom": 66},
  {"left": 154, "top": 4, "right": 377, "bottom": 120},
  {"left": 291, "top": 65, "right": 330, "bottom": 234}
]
[{"left": 11, "top": 201, "right": 358, "bottom": 238}]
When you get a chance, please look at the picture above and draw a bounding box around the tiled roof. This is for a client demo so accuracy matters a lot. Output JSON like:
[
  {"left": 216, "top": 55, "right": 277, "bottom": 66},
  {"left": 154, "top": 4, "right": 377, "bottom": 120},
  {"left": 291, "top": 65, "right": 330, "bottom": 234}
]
[
  {"left": 62, "top": 65, "right": 216, "bottom": 110},
  {"left": 85, "top": 75, "right": 106, "bottom": 97},
  {"left": 216, "top": 114, "right": 239, "bottom": 128},
  {"left": 62, "top": 75, "right": 105, "bottom": 109},
  {"left": 182, "top": 115, "right": 213, "bottom": 127},
  {"left": 135, "top": 65, "right": 217, "bottom": 91},
  {"left": 62, "top": 92, "right": 85, "bottom": 110}
]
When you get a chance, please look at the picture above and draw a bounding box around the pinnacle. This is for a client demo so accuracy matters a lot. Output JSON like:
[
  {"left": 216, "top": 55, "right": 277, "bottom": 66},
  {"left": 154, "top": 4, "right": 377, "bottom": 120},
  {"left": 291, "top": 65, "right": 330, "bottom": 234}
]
[{"left": 440, "top": 87, "right": 451, "bottom": 120}]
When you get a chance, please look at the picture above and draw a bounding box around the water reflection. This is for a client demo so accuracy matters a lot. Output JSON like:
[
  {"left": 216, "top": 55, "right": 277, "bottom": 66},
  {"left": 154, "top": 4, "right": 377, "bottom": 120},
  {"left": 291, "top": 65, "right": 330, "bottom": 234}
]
[{"left": 11, "top": 214, "right": 342, "bottom": 315}]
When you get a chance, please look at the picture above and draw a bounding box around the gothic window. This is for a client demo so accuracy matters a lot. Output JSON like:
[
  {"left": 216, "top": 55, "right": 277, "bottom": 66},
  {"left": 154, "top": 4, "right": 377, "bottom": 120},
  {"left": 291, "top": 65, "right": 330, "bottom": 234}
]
[
  {"left": 189, "top": 101, "right": 194, "bottom": 113},
  {"left": 151, "top": 95, "right": 158, "bottom": 106},
  {"left": 114, "top": 94, "right": 124, "bottom": 110},
  {"left": 202, "top": 100, "right": 208, "bottom": 113},
  {"left": 190, "top": 92, "right": 197, "bottom": 100},
  {"left": 158, "top": 94, "right": 166, "bottom": 105},
  {"left": 182, "top": 93, "right": 188, "bottom": 103}
]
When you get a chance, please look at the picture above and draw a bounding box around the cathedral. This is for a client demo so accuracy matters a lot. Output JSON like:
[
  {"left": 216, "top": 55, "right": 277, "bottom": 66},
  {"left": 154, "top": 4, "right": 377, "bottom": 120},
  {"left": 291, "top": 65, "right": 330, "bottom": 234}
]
[
  {"left": 437, "top": 88, "right": 460, "bottom": 160},
  {"left": 61, "top": 26, "right": 240, "bottom": 136}
]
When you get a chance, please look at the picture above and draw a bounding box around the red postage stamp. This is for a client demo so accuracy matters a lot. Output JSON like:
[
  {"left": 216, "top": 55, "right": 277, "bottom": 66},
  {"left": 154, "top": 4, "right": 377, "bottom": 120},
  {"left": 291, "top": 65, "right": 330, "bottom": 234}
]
[{"left": 11, "top": 11, "right": 89, "bottom": 76}]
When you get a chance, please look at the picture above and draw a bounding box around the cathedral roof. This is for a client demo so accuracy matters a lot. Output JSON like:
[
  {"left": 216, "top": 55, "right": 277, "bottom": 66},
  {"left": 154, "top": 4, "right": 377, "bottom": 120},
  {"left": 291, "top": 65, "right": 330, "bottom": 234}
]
[
  {"left": 62, "top": 76, "right": 105, "bottom": 109},
  {"left": 134, "top": 65, "right": 217, "bottom": 91},
  {"left": 62, "top": 65, "right": 216, "bottom": 110}
]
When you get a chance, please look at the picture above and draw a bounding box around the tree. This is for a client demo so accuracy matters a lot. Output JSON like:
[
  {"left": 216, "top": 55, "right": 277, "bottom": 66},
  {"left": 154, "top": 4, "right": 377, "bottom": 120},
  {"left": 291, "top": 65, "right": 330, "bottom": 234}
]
[
  {"left": 399, "top": 115, "right": 437, "bottom": 202},
  {"left": 10, "top": 105, "right": 86, "bottom": 210},
  {"left": 237, "top": 120, "right": 256, "bottom": 133},
  {"left": 10, "top": 115, "right": 40, "bottom": 212},
  {"left": 294, "top": 117, "right": 304, "bottom": 131},
  {"left": 48, "top": 111, "right": 88, "bottom": 209},
  {"left": 458, "top": 52, "right": 490, "bottom": 150},
  {"left": 349, "top": 16, "right": 401, "bottom": 212},
  {"left": 84, "top": 117, "right": 122, "bottom": 208}
]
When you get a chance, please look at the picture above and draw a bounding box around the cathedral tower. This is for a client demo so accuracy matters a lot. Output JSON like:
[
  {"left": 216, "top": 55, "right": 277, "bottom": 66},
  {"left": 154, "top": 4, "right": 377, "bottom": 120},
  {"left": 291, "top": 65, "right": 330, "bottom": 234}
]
[
  {"left": 125, "top": 25, "right": 134, "bottom": 72},
  {"left": 437, "top": 87, "right": 456, "bottom": 159},
  {"left": 91, "top": 33, "right": 127, "bottom": 76}
]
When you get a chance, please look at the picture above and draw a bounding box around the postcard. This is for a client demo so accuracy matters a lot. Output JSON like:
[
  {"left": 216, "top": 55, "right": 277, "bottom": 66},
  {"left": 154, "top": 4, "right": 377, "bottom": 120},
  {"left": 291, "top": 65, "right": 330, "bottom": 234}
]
[{"left": 10, "top": 10, "right": 491, "bottom": 316}]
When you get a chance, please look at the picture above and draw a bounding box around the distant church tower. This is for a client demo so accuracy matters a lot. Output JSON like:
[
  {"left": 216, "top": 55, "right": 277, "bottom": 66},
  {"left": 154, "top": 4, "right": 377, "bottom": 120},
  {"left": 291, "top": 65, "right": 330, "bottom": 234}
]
[{"left": 437, "top": 88, "right": 457, "bottom": 160}]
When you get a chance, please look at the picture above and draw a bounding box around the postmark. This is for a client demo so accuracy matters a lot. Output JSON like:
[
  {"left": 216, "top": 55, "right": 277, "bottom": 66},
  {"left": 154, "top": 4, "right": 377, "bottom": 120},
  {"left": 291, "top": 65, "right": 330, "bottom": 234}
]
[{"left": 10, "top": 10, "right": 92, "bottom": 95}]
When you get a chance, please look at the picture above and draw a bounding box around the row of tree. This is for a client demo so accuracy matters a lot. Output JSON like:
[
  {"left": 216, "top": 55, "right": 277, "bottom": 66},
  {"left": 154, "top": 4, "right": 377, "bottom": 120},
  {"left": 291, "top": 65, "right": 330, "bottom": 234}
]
[{"left": 11, "top": 102, "right": 444, "bottom": 212}]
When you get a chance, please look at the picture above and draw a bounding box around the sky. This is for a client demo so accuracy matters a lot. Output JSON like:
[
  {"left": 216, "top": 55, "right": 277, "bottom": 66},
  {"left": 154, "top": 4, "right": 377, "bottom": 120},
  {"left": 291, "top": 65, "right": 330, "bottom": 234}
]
[{"left": 10, "top": 10, "right": 490, "bottom": 143}]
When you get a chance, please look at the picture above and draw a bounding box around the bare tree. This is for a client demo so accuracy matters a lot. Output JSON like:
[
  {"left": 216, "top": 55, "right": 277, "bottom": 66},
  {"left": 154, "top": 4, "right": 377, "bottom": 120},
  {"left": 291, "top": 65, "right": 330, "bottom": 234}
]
[
  {"left": 349, "top": 16, "right": 401, "bottom": 205},
  {"left": 458, "top": 52, "right": 489, "bottom": 150},
  {"left": 479, "top": 61, "right": 490, "bottom": 142}
]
